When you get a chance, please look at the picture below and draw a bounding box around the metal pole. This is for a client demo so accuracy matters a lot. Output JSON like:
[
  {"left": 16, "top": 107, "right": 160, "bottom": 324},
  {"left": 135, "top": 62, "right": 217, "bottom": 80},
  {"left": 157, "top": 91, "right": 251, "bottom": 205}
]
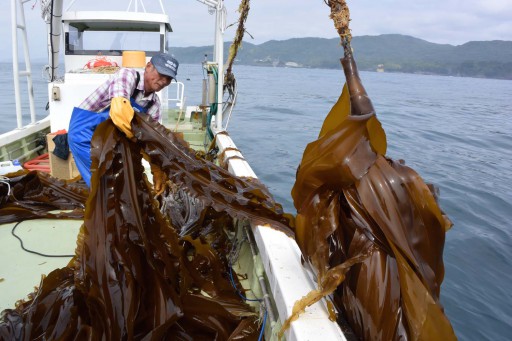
[
  {"left": 18, "top": 0, "right": 36, "bottom": 124},
  {"left": 49, "top": 0, "right": 63, "bottom": 82},
  {"left": 11, "top": 0, "right": 23, "bottom": 128},
  {"left": 215, "top": 1, "right": 224, "bottom": 130}
]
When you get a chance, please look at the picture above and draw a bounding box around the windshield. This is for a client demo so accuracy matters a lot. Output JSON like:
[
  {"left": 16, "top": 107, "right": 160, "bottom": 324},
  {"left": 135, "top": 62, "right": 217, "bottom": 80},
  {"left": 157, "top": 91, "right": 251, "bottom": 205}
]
[{"left": 66, "top": 25, "right": 167, "bottom": 55}]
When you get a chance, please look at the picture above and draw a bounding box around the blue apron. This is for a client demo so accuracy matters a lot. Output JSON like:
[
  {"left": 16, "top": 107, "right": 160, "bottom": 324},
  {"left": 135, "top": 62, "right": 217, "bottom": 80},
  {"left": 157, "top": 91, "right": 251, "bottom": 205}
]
[{"left": 68, "top": 98, "right": 147, "bottom": 187}]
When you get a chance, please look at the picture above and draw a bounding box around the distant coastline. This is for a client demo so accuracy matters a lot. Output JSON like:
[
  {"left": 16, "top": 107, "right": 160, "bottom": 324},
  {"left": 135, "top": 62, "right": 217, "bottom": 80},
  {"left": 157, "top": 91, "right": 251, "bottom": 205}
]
[
  {"left": 171, "top": 34, "right": 512, "bottom": 80},
  {"left": 6, "top": 34, "right": 512, "bottom": 80}
]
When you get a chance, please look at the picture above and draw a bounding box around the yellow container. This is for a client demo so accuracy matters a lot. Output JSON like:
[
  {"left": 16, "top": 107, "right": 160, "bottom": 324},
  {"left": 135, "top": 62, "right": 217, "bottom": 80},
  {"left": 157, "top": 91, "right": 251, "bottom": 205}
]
[{"left": 122, "top": 51, "right": 146, "bottom": 68}]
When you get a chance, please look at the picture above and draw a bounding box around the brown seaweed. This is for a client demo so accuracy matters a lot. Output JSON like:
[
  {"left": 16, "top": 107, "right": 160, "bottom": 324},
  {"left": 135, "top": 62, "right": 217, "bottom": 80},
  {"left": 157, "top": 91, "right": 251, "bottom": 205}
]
[
  {"left": 0, "top": 115, "right": 293, "bottom": 339},
  {"left": 0, "top": 170, "right": 87, "bottom": 224},
  {"left": 131, "top": 112, "right": 294, "bottom": 235},
  {"left": 289, "top": 47, "right": 456, "bottom": 339}
]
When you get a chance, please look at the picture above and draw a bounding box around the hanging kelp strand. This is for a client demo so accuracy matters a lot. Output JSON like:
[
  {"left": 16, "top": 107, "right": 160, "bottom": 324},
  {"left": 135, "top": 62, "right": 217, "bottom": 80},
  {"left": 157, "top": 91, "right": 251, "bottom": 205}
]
[
  {"left": 285, "top": 1, "right": 456, "bottom": 340},
  {"left": 225, "top": 0, "right": 251, "bottom": 85}
]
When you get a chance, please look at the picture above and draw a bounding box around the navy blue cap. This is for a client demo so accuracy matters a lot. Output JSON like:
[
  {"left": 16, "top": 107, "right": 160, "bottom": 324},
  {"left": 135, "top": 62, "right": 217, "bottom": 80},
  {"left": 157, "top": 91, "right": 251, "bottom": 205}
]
[{"left": 150, "top": 53, "right": 179, "bottom": 79}]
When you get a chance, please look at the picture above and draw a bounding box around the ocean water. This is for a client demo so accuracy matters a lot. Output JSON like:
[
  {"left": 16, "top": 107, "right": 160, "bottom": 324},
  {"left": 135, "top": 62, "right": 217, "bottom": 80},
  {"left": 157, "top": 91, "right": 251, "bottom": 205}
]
[{"left": 1, "top": 62, "right": 512, "bottom": 340}]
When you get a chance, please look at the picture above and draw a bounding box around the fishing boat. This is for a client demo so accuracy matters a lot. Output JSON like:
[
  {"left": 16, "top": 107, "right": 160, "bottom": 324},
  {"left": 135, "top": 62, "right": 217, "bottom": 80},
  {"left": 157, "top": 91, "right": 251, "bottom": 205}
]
[{"left": 1, "top": 0, "right": 348, "bottom": 340}]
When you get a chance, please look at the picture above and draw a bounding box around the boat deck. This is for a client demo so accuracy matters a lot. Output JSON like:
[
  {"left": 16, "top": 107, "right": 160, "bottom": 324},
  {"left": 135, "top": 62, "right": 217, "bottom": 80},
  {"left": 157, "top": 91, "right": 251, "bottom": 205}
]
[
  {"left": 0, "top": 219, "right": 81, "bottom": 311},
  {"left": 161, "top": 107, "right": 210, "bottom": 153}
]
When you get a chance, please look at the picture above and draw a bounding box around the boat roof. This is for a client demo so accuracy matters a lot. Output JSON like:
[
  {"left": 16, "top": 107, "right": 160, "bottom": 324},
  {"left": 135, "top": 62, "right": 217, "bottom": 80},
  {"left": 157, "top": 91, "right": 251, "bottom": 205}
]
[{"left": 62, "top": 11, "right": 172, "bottom": 32}]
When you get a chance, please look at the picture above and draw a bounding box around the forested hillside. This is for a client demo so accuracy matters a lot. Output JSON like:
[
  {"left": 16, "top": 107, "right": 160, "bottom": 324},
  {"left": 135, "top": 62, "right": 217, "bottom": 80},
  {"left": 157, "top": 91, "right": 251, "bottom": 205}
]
[{"left": 171, "top": 34, "right": 512, "bottom": 80}]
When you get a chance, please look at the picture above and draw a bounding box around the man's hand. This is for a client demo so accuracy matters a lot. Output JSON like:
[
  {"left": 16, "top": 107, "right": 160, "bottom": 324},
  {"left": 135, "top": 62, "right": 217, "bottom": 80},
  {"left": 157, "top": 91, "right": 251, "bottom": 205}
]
[
  {"left": 151, "top": 163, "right": 168, "bottom": 196},
  {"left": 110, "top": 97, "right": 135, "bottom": 139}
]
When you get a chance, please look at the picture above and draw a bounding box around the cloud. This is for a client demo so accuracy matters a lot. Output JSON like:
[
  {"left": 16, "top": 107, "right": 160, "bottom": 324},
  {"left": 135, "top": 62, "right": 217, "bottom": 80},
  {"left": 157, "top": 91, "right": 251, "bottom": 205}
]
[{"left": 347, "top": 0, "right": 512, "bottom": 44}]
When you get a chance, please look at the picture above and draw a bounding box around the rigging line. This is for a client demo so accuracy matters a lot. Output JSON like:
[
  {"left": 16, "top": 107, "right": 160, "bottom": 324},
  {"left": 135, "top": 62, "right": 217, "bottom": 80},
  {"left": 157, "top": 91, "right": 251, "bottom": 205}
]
[
  {"left": 258, "top": 308, "right": 268, "bottom": 341},
  {"left": 0, "top": 176, "right": 21, "bottom": 202},
  {"left": 227, "top": 233, "right": 246, "bottom": 263},
  {"left": 0, "top": 178, "right": 12, "bottom": 199},
  {"left": 49, "top": 0, "right": 55, "bottom": 81},
  {"left": 227, "top": 234, "right": 262, "bottom": 302},
  {"left": 227, "top": 264, "right": 262, "bottom": 302},
  {"left": 11, "top": 221, "right": 75, "bottom": 258},
  {"left": 226, "top": 236, "right": 270, "bottom": 339}
]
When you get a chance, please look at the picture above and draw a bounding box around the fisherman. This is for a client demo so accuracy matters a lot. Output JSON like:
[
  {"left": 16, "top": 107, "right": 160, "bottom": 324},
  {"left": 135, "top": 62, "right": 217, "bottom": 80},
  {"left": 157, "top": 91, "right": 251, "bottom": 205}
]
[{"left": 68, "top": 52, "right": 179, "bottom": 194}]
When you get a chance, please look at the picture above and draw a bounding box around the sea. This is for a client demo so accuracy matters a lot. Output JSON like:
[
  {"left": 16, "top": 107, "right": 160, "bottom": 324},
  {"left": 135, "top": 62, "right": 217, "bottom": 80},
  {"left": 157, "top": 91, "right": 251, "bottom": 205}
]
[{"left": 1, "top": 62, "right": 511, "bottom": 340}]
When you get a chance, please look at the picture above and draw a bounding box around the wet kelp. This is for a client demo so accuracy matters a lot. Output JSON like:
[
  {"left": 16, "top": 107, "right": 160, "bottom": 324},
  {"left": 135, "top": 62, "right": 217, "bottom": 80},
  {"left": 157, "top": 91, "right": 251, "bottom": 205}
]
[
  {"left": 0, "top": 115, "right": 293, "bottom": 339},
  {"left": 130, "top": 112, "right": 293, "bottom": 235},
  {"left": 0, "top": 170, "right": 87, "bottom": 224},
  {"left": 289, "top": 38, "right": 456, "bottom": 340}
]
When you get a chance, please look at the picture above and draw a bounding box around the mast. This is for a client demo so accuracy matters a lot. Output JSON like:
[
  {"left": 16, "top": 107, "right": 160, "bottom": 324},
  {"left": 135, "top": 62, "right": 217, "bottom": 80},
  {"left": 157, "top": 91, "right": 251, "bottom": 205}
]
[
  {"left": 196, "top": 0, "right": 225, "bottom": 132},
  {"left": 214, "top": 0, "right": 225, "bottom": 131},
  {"left": 41, "top": 0, "right": 63, "bottom": 82}
]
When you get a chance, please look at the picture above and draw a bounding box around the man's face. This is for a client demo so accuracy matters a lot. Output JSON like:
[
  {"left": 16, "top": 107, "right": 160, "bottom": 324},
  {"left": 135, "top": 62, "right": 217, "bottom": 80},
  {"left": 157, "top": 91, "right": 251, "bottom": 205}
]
[{"left": 144, "top": 63, "right": 173, "bottom": 94}]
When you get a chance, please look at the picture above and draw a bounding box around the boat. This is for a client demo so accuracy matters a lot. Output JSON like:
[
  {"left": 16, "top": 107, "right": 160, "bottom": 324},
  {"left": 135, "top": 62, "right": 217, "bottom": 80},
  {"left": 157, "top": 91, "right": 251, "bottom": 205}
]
[
  {"left": 1, "top": 0, "right": 348, "bottom": 340},
  {"left": 1, "top": 0, "right": 456, "bottom": 340}
]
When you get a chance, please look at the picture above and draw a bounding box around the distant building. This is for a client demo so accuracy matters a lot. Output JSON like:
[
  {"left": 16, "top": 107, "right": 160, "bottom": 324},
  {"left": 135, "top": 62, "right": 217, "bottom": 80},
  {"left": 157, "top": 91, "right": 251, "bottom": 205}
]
[
  {"left": 376, "top": 64, "right": 384, "bottom": 72},
  {"left": 285, "top": 61, "right": 302, "bottom": 68},
  {"left": 256, "top": 56, "right": 273, "bottom": 63}
]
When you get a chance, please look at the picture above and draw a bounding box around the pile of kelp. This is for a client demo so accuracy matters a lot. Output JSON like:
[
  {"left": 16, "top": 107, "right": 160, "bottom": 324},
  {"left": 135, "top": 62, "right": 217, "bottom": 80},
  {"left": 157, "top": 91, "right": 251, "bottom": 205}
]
[
  {"left": 290, "top": 46, "right": 457, "bottom": 339},
  {"left": 0, "top": 170, "right": 87, "bottom": 224},
  {"left": 0, "top": 114, "right": 293, "bottom": 340}
]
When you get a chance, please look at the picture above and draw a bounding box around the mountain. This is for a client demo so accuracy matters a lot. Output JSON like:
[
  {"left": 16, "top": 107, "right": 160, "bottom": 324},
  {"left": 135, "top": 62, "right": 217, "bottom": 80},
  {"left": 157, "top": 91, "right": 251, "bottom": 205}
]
[{"left": 170, "top": 34, "right": 512, "bottom": 80}]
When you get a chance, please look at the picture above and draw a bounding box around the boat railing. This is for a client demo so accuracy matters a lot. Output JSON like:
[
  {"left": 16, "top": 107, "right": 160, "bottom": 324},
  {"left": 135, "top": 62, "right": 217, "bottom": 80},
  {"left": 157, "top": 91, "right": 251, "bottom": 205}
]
[
  {"left": 223, "top": 87, "right": 237, "bottom": 131},
  {"left": 214, "top": 133, "right": 348, "bottom": 341},
  {"left": 167, "top": 81, "right": 185, "bottom": 111}
]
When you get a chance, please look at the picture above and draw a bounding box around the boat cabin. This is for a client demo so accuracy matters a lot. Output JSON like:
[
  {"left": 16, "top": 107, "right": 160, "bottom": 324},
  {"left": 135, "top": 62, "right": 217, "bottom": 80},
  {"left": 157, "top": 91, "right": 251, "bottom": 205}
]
[
  {"left": 62, "top": 11, "right": 171, "bottom": 71},
  {"left": 48, "top": 11, "right": 182, "bottom": 132}
]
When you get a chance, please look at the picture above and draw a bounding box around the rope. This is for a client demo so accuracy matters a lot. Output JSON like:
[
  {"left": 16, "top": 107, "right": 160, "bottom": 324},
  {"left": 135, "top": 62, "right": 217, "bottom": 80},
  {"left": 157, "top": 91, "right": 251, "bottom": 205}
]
[
  {"left": 90, "top": 66, "right": 120, "bottom": 74},
  {"left": 0, "top": 176, "right": 12, "bottom": 199},
  {"left": 11, "top": 221, "right": 75, "bottom": 258},
  {"left": 0, "top": 175, "right": 20, "bottom": 202},
  {"left": 226, "top": 233, "right": 268, "bottom": 340}
]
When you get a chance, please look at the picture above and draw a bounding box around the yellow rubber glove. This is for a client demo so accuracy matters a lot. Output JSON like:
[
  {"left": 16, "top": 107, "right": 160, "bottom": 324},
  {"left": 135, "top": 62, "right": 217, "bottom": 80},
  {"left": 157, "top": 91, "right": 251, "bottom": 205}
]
[
  {"left": 150, "top": 163, "right": 168, "bottom": 195},
  {"left": 110, "top": 97, "right": 135, "bottom": 139}
]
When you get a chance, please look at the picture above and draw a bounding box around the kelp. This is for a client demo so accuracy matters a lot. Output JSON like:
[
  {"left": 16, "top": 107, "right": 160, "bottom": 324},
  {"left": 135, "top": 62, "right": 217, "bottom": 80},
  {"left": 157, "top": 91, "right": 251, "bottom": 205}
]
[
  {"left": 0, "top": 114, "right": 294, "bottom": 340},
  {"left": 289, "top": 45, "right": 456, "bottom": 339},
  {"left": 130, "top": 112, "right": 294, "bottom": 235},
  {"left": 0, "top": 170, "right": 87, "bottom": 224}
]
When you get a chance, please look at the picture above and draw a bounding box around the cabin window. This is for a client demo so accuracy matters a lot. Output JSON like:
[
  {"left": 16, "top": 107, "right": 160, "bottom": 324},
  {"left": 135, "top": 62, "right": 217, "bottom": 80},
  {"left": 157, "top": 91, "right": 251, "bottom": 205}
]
[{"left": 65, "top": 26, "right": 163, "bottom": 56}]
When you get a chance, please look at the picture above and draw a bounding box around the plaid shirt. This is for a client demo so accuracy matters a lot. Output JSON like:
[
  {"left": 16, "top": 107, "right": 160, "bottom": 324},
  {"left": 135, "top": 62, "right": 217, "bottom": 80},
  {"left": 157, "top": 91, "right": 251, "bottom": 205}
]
[{"left": 79, "top": 68, "right": 161, "bottom": 121}]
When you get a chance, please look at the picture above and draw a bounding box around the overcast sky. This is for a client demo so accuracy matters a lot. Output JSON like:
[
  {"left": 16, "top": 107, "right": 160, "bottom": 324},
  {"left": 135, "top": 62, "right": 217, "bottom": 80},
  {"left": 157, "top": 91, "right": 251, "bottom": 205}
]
[{"left": 2, "top": 0, "right": 512, "bottom": 62}]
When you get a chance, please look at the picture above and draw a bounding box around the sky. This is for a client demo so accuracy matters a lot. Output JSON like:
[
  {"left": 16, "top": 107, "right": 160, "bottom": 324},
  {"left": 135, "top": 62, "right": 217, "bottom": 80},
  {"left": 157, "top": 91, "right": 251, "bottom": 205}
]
[{"left": 2, "top": 0, "right": 512, "bottom": 62}]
